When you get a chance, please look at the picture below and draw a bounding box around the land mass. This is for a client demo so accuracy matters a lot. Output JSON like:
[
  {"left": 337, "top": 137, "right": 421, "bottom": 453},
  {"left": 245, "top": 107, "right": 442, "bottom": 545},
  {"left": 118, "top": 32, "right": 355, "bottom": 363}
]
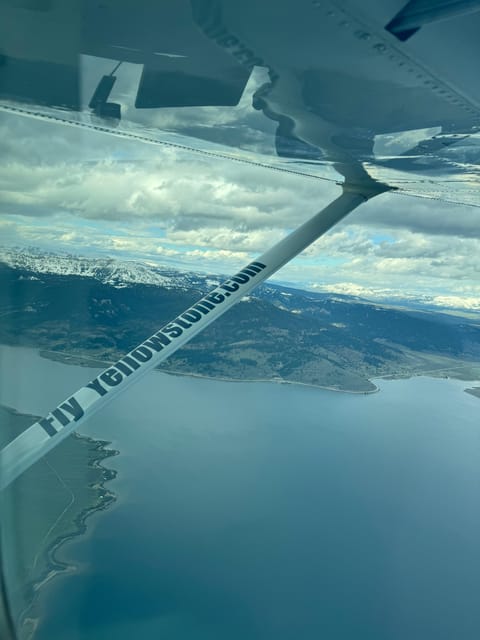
[
  {"left": 0, "top": 404, "right": 118, "bottom": 637},
  {"left": 1, "top": 253, "right": 479, "bottom": 393}
]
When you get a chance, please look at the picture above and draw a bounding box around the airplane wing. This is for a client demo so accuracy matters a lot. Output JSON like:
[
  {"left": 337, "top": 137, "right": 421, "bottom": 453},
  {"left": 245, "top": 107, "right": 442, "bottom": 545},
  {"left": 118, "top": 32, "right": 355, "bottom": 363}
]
[{"left": 1, "top": 0, "right": 480, "bottom": 200}]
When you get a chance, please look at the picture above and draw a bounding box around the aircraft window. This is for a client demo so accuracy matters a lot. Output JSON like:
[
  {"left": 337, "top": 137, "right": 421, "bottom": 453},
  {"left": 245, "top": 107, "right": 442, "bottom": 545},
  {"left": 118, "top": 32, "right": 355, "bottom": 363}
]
[{"left": 1, "top": 2, "right": 480, "bottom": 639}]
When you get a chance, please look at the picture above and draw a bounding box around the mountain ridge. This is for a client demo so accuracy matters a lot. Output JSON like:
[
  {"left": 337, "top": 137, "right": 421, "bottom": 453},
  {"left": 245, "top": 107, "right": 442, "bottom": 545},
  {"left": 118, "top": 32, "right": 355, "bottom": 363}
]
[{"left": 1, "top": 248, "right": 479, "bottom": 392}]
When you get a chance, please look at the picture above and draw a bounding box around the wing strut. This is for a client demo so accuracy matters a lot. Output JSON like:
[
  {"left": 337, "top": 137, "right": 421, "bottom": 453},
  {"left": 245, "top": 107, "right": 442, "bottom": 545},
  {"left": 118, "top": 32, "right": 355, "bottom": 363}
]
[{"left": 0, "top": 180, "right": 388, "bottom": 490}]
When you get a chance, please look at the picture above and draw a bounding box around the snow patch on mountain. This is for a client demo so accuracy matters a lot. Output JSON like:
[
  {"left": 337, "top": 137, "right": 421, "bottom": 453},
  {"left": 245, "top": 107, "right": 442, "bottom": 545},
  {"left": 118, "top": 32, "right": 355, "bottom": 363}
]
[
  {"left": 1, "top": 247, "right": 478, "bottom": 318},
  {"left": 0, "top": 247, "right": 213, "bottom": 291}
]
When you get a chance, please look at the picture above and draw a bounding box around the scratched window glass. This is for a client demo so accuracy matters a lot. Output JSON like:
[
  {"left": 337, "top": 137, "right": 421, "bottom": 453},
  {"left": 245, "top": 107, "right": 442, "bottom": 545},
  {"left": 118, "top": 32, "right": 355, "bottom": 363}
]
[{"left": 1, "top": 2, "right": 480, "bottom": 640}]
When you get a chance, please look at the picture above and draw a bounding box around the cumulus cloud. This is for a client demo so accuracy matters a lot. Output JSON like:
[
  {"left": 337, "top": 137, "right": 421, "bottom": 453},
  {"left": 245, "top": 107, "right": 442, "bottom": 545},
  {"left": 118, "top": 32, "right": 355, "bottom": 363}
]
[{"left": 0, "top": 102, "right": 479, "bottom": 311}]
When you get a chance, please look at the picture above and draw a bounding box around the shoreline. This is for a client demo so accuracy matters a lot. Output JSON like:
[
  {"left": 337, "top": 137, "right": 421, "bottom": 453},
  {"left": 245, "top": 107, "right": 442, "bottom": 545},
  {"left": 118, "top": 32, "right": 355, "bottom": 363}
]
[
  {"left": 35, "top": 347, "right": 480, "bottom": 396},
  {"left": 0, "top": 401, "right": 118, "bottom": 640},
  {"left": 36, "top": 347, "right": 480, "bottom": 397},
  {"left": 19, "top": 433, "right": 119, "bottom": 640},
  {"left": 37, "top": 348, "right": 380, "bottom": 394},
  {"left": 2, "top": 344, "right": 479, "bottom": 401},
  {"left": 161, "top": 369, "right": 381, "bottom": 394}
]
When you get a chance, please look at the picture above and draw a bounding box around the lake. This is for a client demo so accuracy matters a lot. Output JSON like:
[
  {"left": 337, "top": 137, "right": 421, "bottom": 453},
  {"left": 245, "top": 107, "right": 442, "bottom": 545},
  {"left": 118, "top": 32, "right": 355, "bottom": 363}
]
[{"left": 1, "top": 345, "right": 480, "bottom": 639}]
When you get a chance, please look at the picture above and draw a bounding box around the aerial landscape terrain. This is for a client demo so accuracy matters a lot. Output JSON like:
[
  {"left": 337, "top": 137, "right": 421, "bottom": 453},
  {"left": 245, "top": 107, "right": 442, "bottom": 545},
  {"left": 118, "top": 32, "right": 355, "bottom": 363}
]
[
  {"left": 1, "top": 248, "right": 479, "bottom": 638},
  {"left": 0, "top": 404, "right": 117, "bottom": 635},
  {"left": 1, "top": 248, "right": 479, "bottom": 394}
]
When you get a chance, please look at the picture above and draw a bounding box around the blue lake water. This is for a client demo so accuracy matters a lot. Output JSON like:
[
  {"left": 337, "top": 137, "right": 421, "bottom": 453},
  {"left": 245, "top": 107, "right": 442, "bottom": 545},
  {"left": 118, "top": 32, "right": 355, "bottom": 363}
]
[{"left": 1, "top": 345, "right": 480, "bottom": 639}]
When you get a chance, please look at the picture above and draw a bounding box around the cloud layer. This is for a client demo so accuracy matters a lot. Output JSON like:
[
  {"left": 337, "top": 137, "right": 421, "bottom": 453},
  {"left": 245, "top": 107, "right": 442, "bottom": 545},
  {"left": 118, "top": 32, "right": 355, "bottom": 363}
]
[{"left": 0, "top": 107, "right": 479, "bottom": 311}]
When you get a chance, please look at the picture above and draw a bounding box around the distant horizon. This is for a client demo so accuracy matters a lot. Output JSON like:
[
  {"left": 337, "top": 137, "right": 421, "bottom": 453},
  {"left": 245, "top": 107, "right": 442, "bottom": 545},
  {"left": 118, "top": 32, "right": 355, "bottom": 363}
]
[
  {"left": 2, "top": 108, "right": 479, "bottom": 320},
  {"left": 1, "top": 243, "right": 479, "bottom": 318}
]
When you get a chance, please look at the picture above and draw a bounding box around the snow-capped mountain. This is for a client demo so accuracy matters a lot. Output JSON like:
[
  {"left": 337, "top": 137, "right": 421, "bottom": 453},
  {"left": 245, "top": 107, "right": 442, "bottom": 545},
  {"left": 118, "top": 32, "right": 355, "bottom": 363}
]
[
  {"left": 0, "top": 247, "right": 478, "bottom": 318},
  {"left": 1, "top": 247, "right": 479, "bottom": 390},
  {"left": 0, "top": 247, "right": 220, "bottom": 292},
  {"left": 0, "top": 247, "right": 370, "bottom": 314}
]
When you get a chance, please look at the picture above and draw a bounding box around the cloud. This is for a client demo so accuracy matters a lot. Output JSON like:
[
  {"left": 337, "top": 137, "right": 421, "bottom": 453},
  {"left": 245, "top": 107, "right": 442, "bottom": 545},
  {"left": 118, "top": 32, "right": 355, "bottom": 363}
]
[
  {"left": 308, "top": 282, "right": 480, "bottom": 311},
  {"left": 0, "top": 104, "right": 479, "bottom": 311},
  {"left": 0, "top": 119, "right": 340, "bottom": 252}
]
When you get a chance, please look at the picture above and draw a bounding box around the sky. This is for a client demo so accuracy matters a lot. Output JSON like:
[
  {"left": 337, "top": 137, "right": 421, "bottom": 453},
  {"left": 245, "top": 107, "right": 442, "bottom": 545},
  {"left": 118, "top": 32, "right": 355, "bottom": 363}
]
[{"left": 0, "top": 64, "right": 479, "bottom": 313}]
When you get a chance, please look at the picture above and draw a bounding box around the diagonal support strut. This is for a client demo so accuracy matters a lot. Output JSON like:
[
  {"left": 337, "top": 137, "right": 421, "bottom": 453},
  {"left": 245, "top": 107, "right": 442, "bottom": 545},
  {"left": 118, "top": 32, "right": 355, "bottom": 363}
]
[{"left": 0, "top": 180, "right": 389, "bottom": 490}]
